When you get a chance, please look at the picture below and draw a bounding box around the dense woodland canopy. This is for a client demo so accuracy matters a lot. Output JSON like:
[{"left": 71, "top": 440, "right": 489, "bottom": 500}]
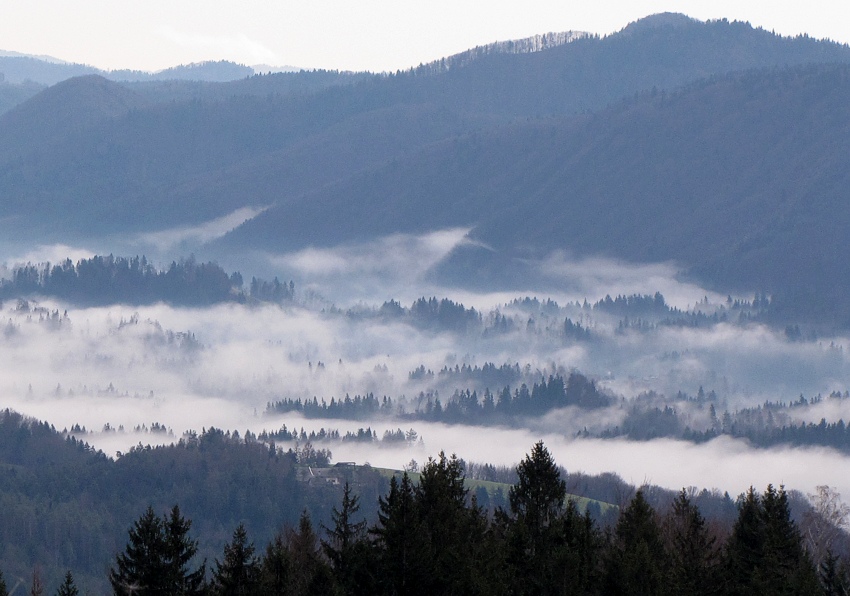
[
  {"left": 0, "top": 436, "right": 844, "bottom": 595},
  {"left": 0, "top": 255, "right": 293, "bottom": 306}
]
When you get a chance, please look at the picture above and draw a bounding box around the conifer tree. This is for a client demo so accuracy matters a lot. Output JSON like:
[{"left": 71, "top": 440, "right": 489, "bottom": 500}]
[
  {"left": 372, "top": 473, "right": 425, "bottom": 595},
  {"left": 725, "top": 485, "right": 821, "bottom": 595},
  {"left": 258, "top": 533, "right": 291, "bottom": 595},
  {"left": 162, "top": 505, "right": 206, "bottom": 595},
  {"left": 759, "top": 484, "right": 821, "bottom": 594},
  {"left": 285, "top": 511, "right": 335, "bottom": 596},
  {"left": 820, "top": 551, "right": 850, "bottom": 596},
  {"left": 109, "top": 505, "right": 205, "bottom": 596},
  {"left": 55, "top": 571, "right": 79, "bottom": 596},
  {"left": 665, "top": 489, "right": 719, "bottom": 595},
  {"left": 322, "top": 482, "right": 372, "bottom": 594},
  {"left": 604, "top": 490, "right": 667, "bottom": 596},
  {"left": 211, "top": 523, "right": 260, "bottom": 596},
  {"left": 509, "top": 440, "right": 566, "bottom": 550},
  {"left": 0, "top": 570, "right": 8, "bottom": 596},
  {"left": 505, "top": 441, "right": 570, "bottom": 595}
]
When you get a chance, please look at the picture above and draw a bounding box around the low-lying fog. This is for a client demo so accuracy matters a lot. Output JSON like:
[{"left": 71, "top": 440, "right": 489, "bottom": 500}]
[{"left": 1, "top": 227, "right": 849, "bottom": 502}]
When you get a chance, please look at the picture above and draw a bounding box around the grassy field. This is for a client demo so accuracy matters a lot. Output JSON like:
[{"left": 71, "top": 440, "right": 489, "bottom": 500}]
[{"left": 373, "top": 467, "right": 617, "bottom": 515}]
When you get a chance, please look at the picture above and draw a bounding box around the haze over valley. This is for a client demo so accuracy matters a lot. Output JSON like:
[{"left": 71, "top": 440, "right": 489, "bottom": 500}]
[{"left": 3, "top": 10, "right": 850, "bottom": 592}]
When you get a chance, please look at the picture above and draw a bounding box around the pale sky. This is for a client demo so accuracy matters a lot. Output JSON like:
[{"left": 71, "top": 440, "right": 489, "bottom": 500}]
[{"left": 2, "top": 1, "right": 849, "bottom": 73}]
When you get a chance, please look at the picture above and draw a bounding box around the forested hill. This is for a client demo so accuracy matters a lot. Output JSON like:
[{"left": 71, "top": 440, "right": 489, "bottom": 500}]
[
  {"left": 224, "top": 63, "right": 850, "bottom": 323},
  {"left": 0, "top": 15, "right": 848, "bottom": 241}
]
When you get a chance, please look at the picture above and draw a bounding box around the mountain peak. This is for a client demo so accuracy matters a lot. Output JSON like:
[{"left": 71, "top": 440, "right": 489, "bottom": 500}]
[{"left": 619, "top": 13, "right": 698, "bottom": 35}]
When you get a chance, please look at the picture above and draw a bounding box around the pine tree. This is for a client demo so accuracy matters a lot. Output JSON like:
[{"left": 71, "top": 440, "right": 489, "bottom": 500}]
[
  {"left": 725, "top": 485, "right": 821, "bottom": 595},
  {"left": 211, "top": 523, "right": 260, "bottom": 596},
  {"left": 372, "top": 473, "right": 425, "bottom": 595},
  {"left": 258, "top": 533, "right": 291, "bottom": 595},
  {"left": 505, "top": 441, "right": 571, "bottom": 595},
  {"left": 665, "top": 489, "right": 719, "bottom": 596},
  {"left": 162, "top": 505, "right": 206, "bottom": 596},
  {"left": 110, "top": 506, "right": 166, "bottom": 595},
  {"left": 286, "top": 511, "right": 335, "bottom": 596},
  {"left": 0, "top": 570, "right": 8, "bottom": 596},
  {"left": 322, "top": 482, "right": 372, "bottom": 594},
  {"left": 109, "top": 505, "right": 205, "bottom": 596},
  {"left": 55, "top": 571, "right": 79, "bottom": 596},
  {"left": 604, "top": 490, "right": 667, "bottom": 596},
  {"left": 509, "top": 440, "right": 566, "bottom": 550}
]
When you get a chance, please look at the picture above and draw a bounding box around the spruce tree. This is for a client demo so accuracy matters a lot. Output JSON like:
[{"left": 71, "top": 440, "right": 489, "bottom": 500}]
[
  {"left": 109, "top": 505, "right": 205, "bottom": 596},
  {"left": 322, "top": 482, "right": 373, "bottom": 594},
  {"left": 162, "top": 505, "right": 206, "bottom": 596},
  {"left": 211, "top": 523, "right": 260, "bottom": 596},
  {"left": 725, "top": 487, "right": 763, "bottom": 595},
  {"left": 509, "top": 440, "right": 566, "bottom": 550},
  {"left": 665, "top": 489, "right": 719, "bottom": 595},
  {"left": 285, "top": 511, "right": 335, "bottom": 596},
  {"left": 759, "top": 484, "right": 821, "bottom": 594},
  {"left": 110, "top": 506, "right": 166, "bottom": 595},
  {"left": 258, "top": 533, "right": 291, "bottom": 595},
  {"left": 820, "top": 551, "right": 850, "bottom": 596},
  {"left": 725, "top": 485, "right": 822, "bottom": 595},
  {"left": 55, "top": 571, "right": 79, "bottom": 596},
  {"left": 372, "top": 473, "right": 425, "bottom": 595},
  {"left": 505, "top": 441, "right": 570, "bottom": 595},
  {"left": 604, "top": 490, "right": 667, "bottom": 596}
]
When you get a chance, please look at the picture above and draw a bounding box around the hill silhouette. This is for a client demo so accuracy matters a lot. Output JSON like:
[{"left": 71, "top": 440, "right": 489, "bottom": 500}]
[{"left": 1, "top": 15, "right": 850, "bottom": 321}]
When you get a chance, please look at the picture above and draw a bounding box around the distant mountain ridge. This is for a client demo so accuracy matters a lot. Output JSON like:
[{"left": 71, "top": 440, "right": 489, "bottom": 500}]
[{"left": 2, "top": 14, "right": 850, "bottom": 321}]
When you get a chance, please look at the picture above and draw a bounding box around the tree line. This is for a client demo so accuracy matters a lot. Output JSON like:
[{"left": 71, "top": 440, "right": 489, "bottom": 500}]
[
  {"left": 267, "top": 372, "right": 609, "bottom": 424},
  {"left": 12, "top": 441, "right": 844, "bottom": 595},
  {"left": 0, "top": 255, "right": 294, "bottom": 307}
]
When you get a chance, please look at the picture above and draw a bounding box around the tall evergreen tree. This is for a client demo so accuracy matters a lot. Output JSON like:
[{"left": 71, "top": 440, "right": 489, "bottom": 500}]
[
  {"left": 505, "top": 441, "right": 570, "bottom": 595},
  {"left": 820, "top": 551, "right": 850, "bottom": 596},
  {"left": 162, "top": 505, "right": 206, "bottom": 596},
  {"left": 604, "top": 490, "right": 667, "bottom": 596},
  {"left": 0, "top": 570, "right": 8, "bottom": 596},
  {"left": 509, "top": 440, "right": 566, "bottom": 550},
  {"left": 258, "top": 533, "right": 292, "bottom": 596},
  {"left": 110, "top": 506, "right": 166, "bottom": 595},
  {"left": 285, "top": 511, "right": 335, "bottom": 596},
  {"left": 415, "top": 451, "right": 485, "bottom": 594},
  {"left": 211, "top": 523, "right": 260, "bottom": 596},
  {"left": 322, "top": 482, "right": 373, "bottom": 594},
  {"left": 555, "top": 500, "right": 601, "bottom": 595},
  {"left": 665, "top": 489, "right": 720, "bottom": 595},
  {"left": 725, "top": 485, "right": 821, "bottom": 595},
  {"left": 55, "top": 571, "right": 79, "bottom": 596},
  {"left": 109, "top": 505, "right": 205, "bottom": 596},
  {"left": 759, "top": 484, "right": 822, "bottom": 595},
  {"left": 372, "top": 473, "right": 426, "bottom": 595}
]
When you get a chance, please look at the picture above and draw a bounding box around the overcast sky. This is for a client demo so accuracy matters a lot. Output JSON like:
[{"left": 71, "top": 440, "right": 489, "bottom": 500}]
[{"left": 2, "top": 1, "right": 849, "bottom": 73}]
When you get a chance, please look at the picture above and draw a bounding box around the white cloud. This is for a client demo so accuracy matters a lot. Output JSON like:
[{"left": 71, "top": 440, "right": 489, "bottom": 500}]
[{"left": 133, "top": 206, "right": 267, "bottom": 252}]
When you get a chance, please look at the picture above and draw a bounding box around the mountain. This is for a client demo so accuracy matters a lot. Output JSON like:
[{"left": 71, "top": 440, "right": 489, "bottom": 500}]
[
  {"left": 223, "top": 62, "right": 850, "bottom": 321},
  {"left": 2, "top": 14, "right": 850, "bottom": 320},
  {"left": 2, "top": 14, "right": 847, "bottom": 241}
]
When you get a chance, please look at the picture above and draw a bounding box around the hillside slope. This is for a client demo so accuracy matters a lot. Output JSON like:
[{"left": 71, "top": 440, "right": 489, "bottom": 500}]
[
  {"left": 1, "top": 15, "right": 847, "bottom": 240},
  {"left": 223, "top": 63, "right": 850, "bottom": 321}
]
